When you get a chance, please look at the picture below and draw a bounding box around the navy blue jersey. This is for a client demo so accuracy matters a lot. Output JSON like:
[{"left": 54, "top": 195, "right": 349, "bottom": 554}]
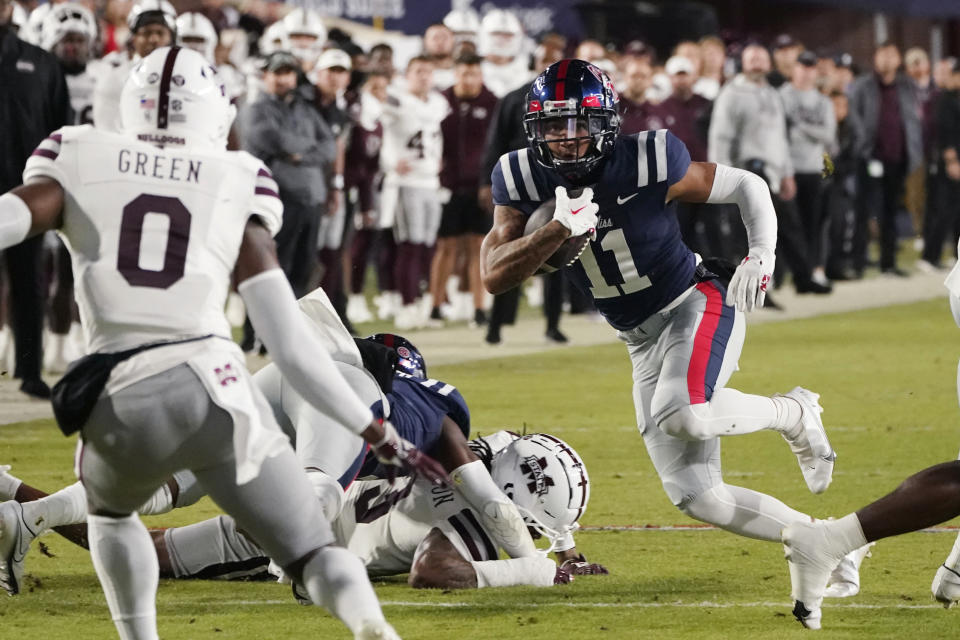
[
  {"left": 491, "top": 130, "right": 695, "bottom": 330},
  {"left": 363, "top": 372, "right": 471, "bottom": 477}
]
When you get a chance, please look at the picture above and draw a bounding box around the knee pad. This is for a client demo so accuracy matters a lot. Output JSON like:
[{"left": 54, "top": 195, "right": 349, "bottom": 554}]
[
  {"left": 656, "top": 405, "right": 712, "bottom": 441},
  {"left": 306, "top": 470, "right": 345, "bottom": 522}
]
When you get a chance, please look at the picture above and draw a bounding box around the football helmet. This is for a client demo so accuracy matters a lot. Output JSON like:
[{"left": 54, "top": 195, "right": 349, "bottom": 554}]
[
  {"left": 258, "top": 21, "right": 287, "bottom": 57},
  {"left": 40, "top": 3, "right": 97, "bottom": 52},
  {"left": 120, "top": 46, "right": 235, "bottom": 150},
  {"left": 491, "top": 433, "right": 590, "bottom": 552},
  {"left": 367, "top": 333, "right": 426, "bottom": 380},
  {"left": 281, "top": 8, "right": 326, "bottom": 68},
  {"left": 10, "top": 2, "right": 27, "bottom": 34},
  {"left": 22, "top": 3, "right": 50, "bottom": 45},
  {"left": 442, "top": 8, "right": 480, "bottom": 46},
  {"left": 524, "top": 58, "right": 621, "bottom": 184},
  {"left": 127, "top": 0, "right": 177, "bottom": 35},
  {"left": 478, "top": 9, "right": 523, "bottom": 58},
  {"left": 176, "top": 12, "right": 218, "bottom": 63}
]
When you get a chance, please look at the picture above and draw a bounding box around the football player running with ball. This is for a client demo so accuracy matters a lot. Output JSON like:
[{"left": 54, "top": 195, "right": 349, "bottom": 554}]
[{"left": 481, "top": 59, "right": 863, "bottom": 604}]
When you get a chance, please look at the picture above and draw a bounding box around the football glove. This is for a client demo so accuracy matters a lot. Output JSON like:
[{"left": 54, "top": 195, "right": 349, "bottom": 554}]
[
  {"left": 554, "top": 565, "right": 574, "bottom": 585},
  {"left": 726, "top": 248, "right": 775, "bottom": 313},
  {"left": 560, "top": 553, "right": 610, "bottom": 576},
  {"left": 372, "top": 420, "right": 449, "bottom": 487},
  {"left": 552, "top": 186, "right": 598, "bottom": 239}
]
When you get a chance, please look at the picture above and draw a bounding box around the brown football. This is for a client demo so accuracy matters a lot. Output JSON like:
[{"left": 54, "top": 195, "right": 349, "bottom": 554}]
[{"left": 523, "top": 198, "right": 591, "bottom": 274}]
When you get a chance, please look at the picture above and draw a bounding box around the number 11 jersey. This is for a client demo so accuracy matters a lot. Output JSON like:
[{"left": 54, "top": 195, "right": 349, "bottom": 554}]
[
  {"left": 23, "top": 125, "right": 283, "bottom": 353},
  {"left": 491, "top": 130, "right": 695, "bottom": 331}
]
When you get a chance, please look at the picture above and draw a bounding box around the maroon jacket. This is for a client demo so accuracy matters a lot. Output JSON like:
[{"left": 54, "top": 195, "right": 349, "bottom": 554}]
[
  {"left": 619, "top": 96, "right": 656, "bottom": 136},
  {"left": 645, "top": 93, "right": 713, "bottom": 162},
  {"left": 440, "top": 85, "right": 498, "bottom": 192},
  {"left": 345, "top": 98, "right": 383, "bottom": 213}
]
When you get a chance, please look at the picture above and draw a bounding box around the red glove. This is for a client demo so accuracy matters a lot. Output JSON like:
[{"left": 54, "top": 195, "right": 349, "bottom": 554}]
[{"left": 372, "top": 420, "right": 449, "bottom": 487}]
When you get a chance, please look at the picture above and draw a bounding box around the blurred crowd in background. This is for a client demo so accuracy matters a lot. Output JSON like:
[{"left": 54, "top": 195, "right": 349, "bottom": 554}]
[{"left": 3, "top": 0, "right": 960, "bottom": 392}]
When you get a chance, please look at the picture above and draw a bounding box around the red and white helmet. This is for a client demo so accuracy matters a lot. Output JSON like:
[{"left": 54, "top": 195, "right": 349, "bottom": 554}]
[
  {"left": 478, "top": 8, "right": 523, "bottom": 58},
  {"left": 121, "top": 46, "right": 235, "bottom": 150},
  {"left": 490, "top": 433, "right": 590, "bottom": 552},
  {"left": 176, "top": 12, "right": 218, "bottom": 63},
  {"left": 443, "top": 8, "right": 480, "bottom": 46},
  {"left": 126, "top": 0, "right": 177, "bottom": 35},
  {"left": 281, "top": 8, "right": 326, "bottom": 68},
  {"left": 40, "top": 3, "right": 97, "bottom": 52}
]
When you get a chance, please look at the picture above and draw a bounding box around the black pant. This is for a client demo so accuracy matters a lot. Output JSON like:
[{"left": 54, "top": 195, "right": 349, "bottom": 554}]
[
  {"left": 487, "top": 271, "right": 563, "bottom": 335},
  {"left": 823, "top": 174, "right": 857, "bottom": 276},
  {"left": 676, "top": 202, "right": 743, "bottom": 264},
  {"left": 794, "top": 173, "right": 827, "bottom": 267},
  {"left": 772, "top": 194, "right": 815, "bottom": 288},
  {"left": 922, "top": 164, "right": 960, "bottom": 266},
  {"left": 6, "top": 235, "right": 45, "bottom": 380},
  {"left": 855, "top": 160, "right": 906, "bottom": 271}
]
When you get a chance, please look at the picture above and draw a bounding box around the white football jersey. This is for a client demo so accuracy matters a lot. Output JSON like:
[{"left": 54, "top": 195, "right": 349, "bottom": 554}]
[
  {"left": 66, "top": 69, "right": 96, "bottom": 125},
  {"left": 23, "top": 125, "right": 282, "bottom": 354},
  {"left": 90, "top": 51, "right": 135, "bottom": 132},
  {"left": 335, "top": 476, "right": 498, "bottom": 576},
  {"left": 379, "top": 86, "right": 448, "bottom": 189}
]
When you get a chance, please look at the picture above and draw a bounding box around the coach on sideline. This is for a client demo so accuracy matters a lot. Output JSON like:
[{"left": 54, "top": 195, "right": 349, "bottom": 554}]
[{"left": 0, "top": 0, "right": 71, "bottom": 397}]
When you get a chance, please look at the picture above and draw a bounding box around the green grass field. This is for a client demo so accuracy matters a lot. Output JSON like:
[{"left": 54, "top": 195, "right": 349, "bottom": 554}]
[{"left": 3, "top": 298, "right": 960, "bottom": 639}]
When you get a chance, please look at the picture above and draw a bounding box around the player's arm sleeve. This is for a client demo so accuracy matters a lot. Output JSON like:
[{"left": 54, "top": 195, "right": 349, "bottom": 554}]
[
  {"left": 705, "top": 163, "right": 777, "bottom": 254},
  {"left": 238, "top": 268, "right": 374, "bottom": 435},
  {"left": 249, "top": 164, "right": 284, "bottom": 237},
  {"left": 665, "top": 130, "right": 692, "bottom": 186}
]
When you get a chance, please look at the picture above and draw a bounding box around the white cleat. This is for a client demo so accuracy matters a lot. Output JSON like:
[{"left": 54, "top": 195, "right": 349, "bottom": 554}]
[
  {"left": 782, "top": 520, "right": 845, "bottom": 630},
  {"left": 824, "top": 542, "right": 874, "bottom": 598},
  {"left": 782, "top": 387, "right": 836, "bottom": 494},
  {"left": 355, "top": 619, "right": 401, "bottom": 640},
  {"left": 932, "top": 564, "right": 960, "bottom": 608},
  {"left": 347, "top": 294, "right": 375, "bottom": 324},
  {"left": 0, "top": 501, "right": 38, "bottom": 595}
]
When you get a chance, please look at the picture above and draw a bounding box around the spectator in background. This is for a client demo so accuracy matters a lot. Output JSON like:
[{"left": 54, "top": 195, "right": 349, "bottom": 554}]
[
  {"left": 442, "top": 7, "right": 480, "bottom": 55},
  {"left": 831, "top": 53, "right": 856, "bottom": 93},
  {"left": 0, "top": 0, "right": 71, "bottom": 397},
  {"left": 310, "top": 48, "right": 354, "bottom": 330},
  {"left": 575, "top": 38, "right": 605, "bottom": 63},
  {"left": 824, "top": 90, "right": 860, "bottom": 280},
  {"left": 618, "top": 56, "right": 655, "bottom": 134},
  {"left": 921, "top": 59, "right": 960, "bottom": 270},
  {"left": 281, "top": 7, "right": 326, "bottom": 75},
  {"left": 848, "top": 42, "right": 923, "bottom": 277},
  {"left": 905, "top": 47, "right": 938, "bottom": 245},
  {"left": 378, "top": 55, "right": 448, "bottom": 329},
  {"left": 781, "top": 50, "right": 837, "bottom": 284},
  {"left": 429, "top": 52, "right": 497, "bottom": 326},
  {"left": 697, "top": 35, "right": 726, "bottom": 99},
  {"left": 710, "top": 43, "right": 830, "bottom": 295},
  {"left": 478, "top": 8, "right": 528, "bottom": 97},
  {"left": 240, "top": 50, "right": 336, "bottom": 348},
  {"left": 769, "top": 33, "right": 803, "bottom": 88},
  {"left": 368, "top": 42, "right": 394, "bottom": 75},
  {"left": 423, "top": 22, "right": 455, "bottom": 89}
]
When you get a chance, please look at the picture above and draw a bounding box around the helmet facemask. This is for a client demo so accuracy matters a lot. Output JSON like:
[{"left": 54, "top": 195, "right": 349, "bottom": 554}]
[{"left": 524, "top": 107, "right": 618, "bottom": 184}]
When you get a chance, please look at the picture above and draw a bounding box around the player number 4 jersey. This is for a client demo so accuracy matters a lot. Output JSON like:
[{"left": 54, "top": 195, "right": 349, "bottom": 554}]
[
  {"left": 492, "top": 130, "right": 696, "bottom": 330},
  {"left": 23, "top": 125, "right": 283, "bottom": 353},
  {"left": 379, "top": 87, "right": 449, "bottom": 189}
]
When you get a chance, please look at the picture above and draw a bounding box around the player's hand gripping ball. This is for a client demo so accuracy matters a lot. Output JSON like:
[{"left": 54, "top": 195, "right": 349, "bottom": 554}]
[{"left": 523, "top": 186, "right": 598, "bottom": 273}]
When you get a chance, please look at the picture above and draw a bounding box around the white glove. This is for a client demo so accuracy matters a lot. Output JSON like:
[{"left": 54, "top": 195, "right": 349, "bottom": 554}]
[
  {"left": 726, "top": 248, "right": 775, "bottom": 313},
  {"left": 552, "top": 186, "right": 599, "bottom": 239}
]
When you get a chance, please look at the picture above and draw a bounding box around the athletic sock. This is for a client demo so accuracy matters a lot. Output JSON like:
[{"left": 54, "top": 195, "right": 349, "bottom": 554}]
[
  {"left": 88, "top": 513, "right": 160, "bottom": 640},
  {"left": 21, "top": 481, "right": 86, "bottom": 531},
  {"left": 301, "top": 546, "right": 386, "bottom": 634},
  {"left": 944, "top": 532, "right": 960, "bottom": 572},
  {"left": 824, "top": 513, "right": 869, "bottom": 557},
  {"left": 772, "top": 395, "right": 804, "bottom": 438}
]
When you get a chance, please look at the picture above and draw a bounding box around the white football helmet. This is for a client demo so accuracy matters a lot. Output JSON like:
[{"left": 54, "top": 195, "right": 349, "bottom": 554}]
[
  {"left": 490, "top": 433, "right": 590, "bottom": 552},
  {"left": 281, "top": 8, "right": 326, "bottom": 68},
  {"left": 10, "top": 2, "right": 29, "bottom": 35},
  {"left": 22, "top": 3, "right": 51, "bottom": 45},
  {"left": 258, "top": 20, "right": 287, "bottom": 57},
  {"left": 176, "top": 12, "right": 218, "bottom": 63},
  {"left": 478, "top": 9, "right": 523, "bottom": 58},
  {"left": 121, "top": 46, "right": 235, "bottom": 150},
  {"left": 443, "top": 8, "right": 480, "bottom": 46},
  {"left": 127, "top": 0, "right": 177, "bottom": 35},
  {"left": 40, "top": 3, "right": 97, "bottom": 52}
]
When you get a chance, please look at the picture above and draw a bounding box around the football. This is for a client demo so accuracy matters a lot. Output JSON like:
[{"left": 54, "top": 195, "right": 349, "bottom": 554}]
[{"left": 522, "top": 197, "right": 592, "bottom": 274}]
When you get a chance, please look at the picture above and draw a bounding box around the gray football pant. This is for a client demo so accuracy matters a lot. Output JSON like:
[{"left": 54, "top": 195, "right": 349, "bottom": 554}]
[
  {"left": 393, "top": 186, "right": 442, "bottom": 245},
  {"left": 78, "top": 363, "right": 334, "bottom": 568}
]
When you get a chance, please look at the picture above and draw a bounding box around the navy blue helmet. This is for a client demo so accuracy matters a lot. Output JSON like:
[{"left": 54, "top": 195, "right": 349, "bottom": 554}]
[
  {"left": 524, "top": 59, "right": 621, "bottom": 183},
  {"left": 368, "top": 333, "right": 427, "bottom": 379}
]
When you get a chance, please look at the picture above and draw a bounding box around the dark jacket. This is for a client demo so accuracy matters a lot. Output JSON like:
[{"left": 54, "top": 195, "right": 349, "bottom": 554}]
[
  {"left": 0, "top": 28, "right": 71, "bottom": 192},
  {"left": 847, "top": 71, "right": 924, "bottom": 172},
  {"left": 480, "top": 82, "right": 529, "bottom": 186},
  {"left": 934, "top": 89, "right": 960, "bottom": 161}
]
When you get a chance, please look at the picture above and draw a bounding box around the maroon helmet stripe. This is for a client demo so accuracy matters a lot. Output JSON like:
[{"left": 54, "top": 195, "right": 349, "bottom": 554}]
[
  {"left": 157, "top": 46, "right": 181, "bottom": 130},
  {"left": 555, "top": 59, "right": 571, "bottom": 100}
]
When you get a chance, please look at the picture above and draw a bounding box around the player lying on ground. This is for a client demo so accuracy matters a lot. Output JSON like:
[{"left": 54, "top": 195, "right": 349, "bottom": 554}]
[
  {"left": 781, "top": 257, "right": 960, "bottom": 630},
  {"left": 479, "top": 59, "right": 869, "bottom": 610},
  {"left": 0, "top": 431, "right": 606, "bottom": 591},
  {"left": 0, "top": 45, "right": 447, "bottom": 640}
]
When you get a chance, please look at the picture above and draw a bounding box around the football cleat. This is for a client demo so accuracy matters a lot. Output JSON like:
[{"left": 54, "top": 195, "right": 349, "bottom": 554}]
[
  {"left": 932, "top": 564, "right": 960, "bottom": 608},
  {"left": 781, "top": 387, "right": 836, "bottom": 494},
  {"left": 824, "top": 542, "right": 874, "bottom": 598},
  {"left": 0, "top": 501, "right": 39, "bottom": 595},
  {"left": 782, "top": 520, "right": 845, "bottom": 630},
  {"left": 355, "top": 619, "right": 401, "bottom": 640}
]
